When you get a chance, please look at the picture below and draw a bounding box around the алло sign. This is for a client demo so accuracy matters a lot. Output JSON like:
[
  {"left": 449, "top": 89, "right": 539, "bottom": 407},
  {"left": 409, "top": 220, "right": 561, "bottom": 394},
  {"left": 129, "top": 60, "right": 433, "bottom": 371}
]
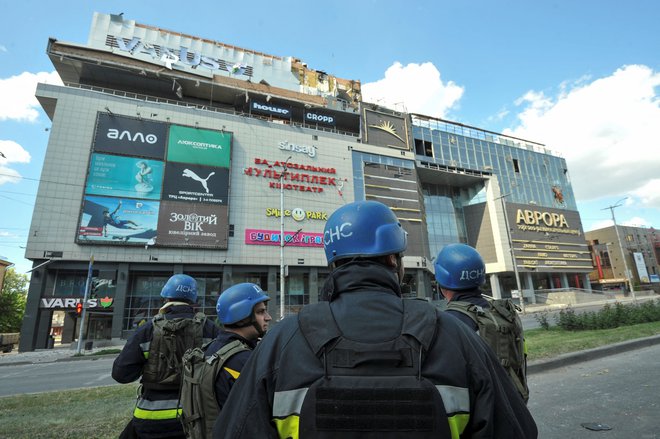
[
  {"left": 94, "top": 113, "right": 167, "bottom": 159},
  {"left": 251, "top": 101, "right": 291, "bottom": 119}
]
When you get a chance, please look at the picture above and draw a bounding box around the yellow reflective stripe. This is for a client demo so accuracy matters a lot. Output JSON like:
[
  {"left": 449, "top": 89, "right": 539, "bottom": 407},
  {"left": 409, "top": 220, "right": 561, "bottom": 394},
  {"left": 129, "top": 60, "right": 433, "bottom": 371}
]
[
  {"left": 133, "top": 407, "right": 182, "bottom": 420},
  {"left": 447, "top": 413, "right": 470, "bottom": 439},
  {"left": 273, "top": 388, "right": 308, "bottom": 417},
  {"left": 273, "top": 415, "right": 300, "bottom": 439},
  {"left": 223, "top": 366, "right": 240, "bottom": 380},
  {"left": 140, "top": 341, "right": 150, "bottom": 359},
  {"left": 435, "top": 385, "right": 470, "bottom": 413}
]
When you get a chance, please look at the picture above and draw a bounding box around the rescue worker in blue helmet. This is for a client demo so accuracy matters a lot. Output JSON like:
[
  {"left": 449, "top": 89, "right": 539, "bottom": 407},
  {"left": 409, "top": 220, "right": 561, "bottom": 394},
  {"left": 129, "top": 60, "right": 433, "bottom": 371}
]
[
  {"left": 112, "top": 274, "right": 220, "bottom": 439},
  {"left": 213, "top": 200, "right": 537, "bottom": 438},
  {"left": 198, "top": 283, "right": 271, "bottom": 435},
  {"left": 434, "top": 243, "right": 490, "bottom": 331}
]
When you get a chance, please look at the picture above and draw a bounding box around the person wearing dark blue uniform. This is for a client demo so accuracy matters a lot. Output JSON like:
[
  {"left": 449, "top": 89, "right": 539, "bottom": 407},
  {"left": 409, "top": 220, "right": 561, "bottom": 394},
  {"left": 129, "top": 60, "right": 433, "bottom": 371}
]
[
  {"left": 112, "top": 274, "right": 220, "bottom": 439},
  {"left": 434, "top": 243, "right": 491, "bottom": 331},
  {"left": 202, "top": 283, "right": 271, "bottom": 434}
]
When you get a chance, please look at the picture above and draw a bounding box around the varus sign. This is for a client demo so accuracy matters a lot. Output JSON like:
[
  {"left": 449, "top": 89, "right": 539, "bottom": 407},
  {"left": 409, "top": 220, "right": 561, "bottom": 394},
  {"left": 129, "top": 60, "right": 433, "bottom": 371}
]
[
  {"left": 40, "top": 297, "right": 114, "bottom": 309},
  {"left": 111, "top": 36, "right": 254, "bottom": 76}
]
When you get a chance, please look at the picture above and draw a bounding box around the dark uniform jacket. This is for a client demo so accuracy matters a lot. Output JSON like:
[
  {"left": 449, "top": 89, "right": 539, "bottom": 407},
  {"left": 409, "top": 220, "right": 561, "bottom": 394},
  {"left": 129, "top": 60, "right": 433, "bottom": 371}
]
[
  {"left": 204, "top": 330, "right": 256, "bottom": 410},
  {"left": 213, "top": 261, "right": 538, "bottom": 438},
  {"left": 446, "top": 289, "right": 491, "bottom": 331},
  {"left": 112, "top": 304, "right": 220, "bottom": 439}
]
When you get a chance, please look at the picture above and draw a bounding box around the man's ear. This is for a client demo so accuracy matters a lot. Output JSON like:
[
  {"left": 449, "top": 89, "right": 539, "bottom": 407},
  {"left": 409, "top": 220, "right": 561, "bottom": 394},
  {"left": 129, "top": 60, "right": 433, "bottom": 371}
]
[{"left": 384, "top": 254, "right": 398, "bottom": 268}]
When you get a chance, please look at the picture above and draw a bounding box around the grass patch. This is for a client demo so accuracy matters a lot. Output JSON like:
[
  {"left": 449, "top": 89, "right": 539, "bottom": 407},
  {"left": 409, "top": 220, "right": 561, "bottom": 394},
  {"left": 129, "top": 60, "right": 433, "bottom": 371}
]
[
  {"left": 525, "top": 320, "right": 660, "bottom": 361},
  {"left": 0, "top": 384, "right": 138, "bottom": 438}
]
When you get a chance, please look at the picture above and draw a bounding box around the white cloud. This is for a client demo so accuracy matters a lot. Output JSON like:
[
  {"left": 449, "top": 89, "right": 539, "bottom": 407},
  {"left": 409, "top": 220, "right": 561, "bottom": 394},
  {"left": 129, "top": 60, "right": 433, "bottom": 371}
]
[
  {"left": 503, "top": 65, "right": 660, "bottom": 209},
  {"left": 0, "top": 45, "right": 7, "bottom": 53},
  {"left": 0, "top": 71, "right": 62, "bottom": 122},
  {"left": 0, "top": 140, "right": 31, "bottom": 185},
  {"left": 361, "top": 62, "right": 464, "bottom": 118},
  {"left": 622, "top": 216, "right": 651, "bottom": 228}
]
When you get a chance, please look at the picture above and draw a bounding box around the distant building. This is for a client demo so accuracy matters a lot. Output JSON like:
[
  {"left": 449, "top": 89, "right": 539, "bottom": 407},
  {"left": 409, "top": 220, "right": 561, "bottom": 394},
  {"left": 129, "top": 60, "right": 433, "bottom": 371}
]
[
  {"left": 0, "top": 256, "right": 13, "bottom": 293},
  {"left": 586, "top": 225, "right": 660, "bottom": 291},
  {"left": 20, "top": 13, "right": 592, "bottom": 351}
]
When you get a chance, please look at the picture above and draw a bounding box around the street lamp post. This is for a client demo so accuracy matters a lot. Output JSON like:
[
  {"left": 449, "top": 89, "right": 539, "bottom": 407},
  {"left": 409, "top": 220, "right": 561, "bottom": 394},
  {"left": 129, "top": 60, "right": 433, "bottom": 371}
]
[
  {"left": 496, "top": 193, "right": 525, "bottom": 313},
  {"left": 602, "top": 197, "right": 635, "bottom": 301},
  {"left": 279, "top": 156, "right": 292, "bottom": 321}
]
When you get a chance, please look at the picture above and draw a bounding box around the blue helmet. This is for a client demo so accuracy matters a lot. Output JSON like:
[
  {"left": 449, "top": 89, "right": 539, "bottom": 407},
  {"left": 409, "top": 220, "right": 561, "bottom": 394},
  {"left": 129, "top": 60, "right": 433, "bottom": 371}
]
[
  {"left": 217, "top": 283, "right": 270, "bottom": 325},
  {"left": 434, "top": 244, "right": 486, "bottom": 290},
  {"left": 323, "top": 201, "right": 407, "bottom": 264},
  {"left": 160, "top": 274, "right": 198, "bottom": 303}
]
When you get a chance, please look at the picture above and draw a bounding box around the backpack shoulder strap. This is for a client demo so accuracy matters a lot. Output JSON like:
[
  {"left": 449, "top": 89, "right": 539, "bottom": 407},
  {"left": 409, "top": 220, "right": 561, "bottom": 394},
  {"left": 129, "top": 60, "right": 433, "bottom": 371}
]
[
  {"left": 208, "top": 339, "right": 249, "bottom": 365},
  {"left": 299, "top": 302, "right": 341, "bottom": 356},
  {"left": 445, "top": 300, "right": 480, "bottom": 326},
  {"left": 193, "top": 312, "right": 207, "bottom": 324}
]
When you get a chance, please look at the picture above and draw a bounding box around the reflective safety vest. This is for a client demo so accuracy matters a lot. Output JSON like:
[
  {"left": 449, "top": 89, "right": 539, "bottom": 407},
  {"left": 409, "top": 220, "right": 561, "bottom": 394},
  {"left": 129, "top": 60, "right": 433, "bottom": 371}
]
[{"left": 134, "top": 396, "right": 182, "bottom": 421}]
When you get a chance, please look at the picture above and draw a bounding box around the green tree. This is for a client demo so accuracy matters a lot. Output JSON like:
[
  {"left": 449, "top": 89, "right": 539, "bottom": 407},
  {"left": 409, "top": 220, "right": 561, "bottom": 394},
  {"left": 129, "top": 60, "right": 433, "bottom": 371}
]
[{"left": 0, "top": 268, "right": 28, "bottom": 332}]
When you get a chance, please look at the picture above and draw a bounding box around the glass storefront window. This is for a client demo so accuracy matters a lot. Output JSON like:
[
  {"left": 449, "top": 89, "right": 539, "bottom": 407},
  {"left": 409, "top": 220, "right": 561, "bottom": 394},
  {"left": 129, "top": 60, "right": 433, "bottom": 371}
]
[{"left": 124, "top": 273, "right": 170, "bottom": 330}]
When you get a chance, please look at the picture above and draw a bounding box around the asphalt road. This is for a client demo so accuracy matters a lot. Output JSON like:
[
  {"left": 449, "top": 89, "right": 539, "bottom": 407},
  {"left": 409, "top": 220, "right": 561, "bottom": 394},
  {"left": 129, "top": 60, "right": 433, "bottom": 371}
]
[
  {"left": 0, "top": 357, "right": 117, "bottom": 397},
  {"left": 528, "top": 343, "right": 660, "bottom": 438}
]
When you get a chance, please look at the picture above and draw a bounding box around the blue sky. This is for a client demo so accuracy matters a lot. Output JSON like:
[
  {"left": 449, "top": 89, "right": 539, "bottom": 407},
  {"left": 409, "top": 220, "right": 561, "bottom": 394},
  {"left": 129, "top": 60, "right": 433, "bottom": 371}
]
[{"left": 1, "top": 0, "right": 659, "bottom": 274}]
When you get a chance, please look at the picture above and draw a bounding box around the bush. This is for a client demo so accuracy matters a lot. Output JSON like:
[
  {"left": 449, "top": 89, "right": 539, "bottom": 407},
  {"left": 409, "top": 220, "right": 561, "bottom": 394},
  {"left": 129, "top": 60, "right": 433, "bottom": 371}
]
[
  {"left": 535, "top": 311, "right": 551, "bottom": 330},
  {"left": 555, "top": 299, "right": 660, "bottom": 331}
]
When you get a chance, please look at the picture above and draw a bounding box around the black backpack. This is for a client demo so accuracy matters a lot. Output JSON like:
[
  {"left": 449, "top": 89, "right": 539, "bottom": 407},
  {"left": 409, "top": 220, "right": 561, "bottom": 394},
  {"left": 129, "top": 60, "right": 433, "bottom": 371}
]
[
  {"left": 179, "top": 339, "right": 250, "bottom": 439},
  {"left": 446, "top": 298, "right": 529, "bottom": 402},
  {"left": 142, "top": 312, "right": 207, "bottom": 390},
  {"left": 297, "top": 299, "right": 452, "bottom": 439}
]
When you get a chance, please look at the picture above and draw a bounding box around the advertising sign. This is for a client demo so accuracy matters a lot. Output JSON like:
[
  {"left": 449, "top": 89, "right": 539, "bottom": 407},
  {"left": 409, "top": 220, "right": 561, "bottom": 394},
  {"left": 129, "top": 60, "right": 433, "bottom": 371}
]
[
  {"left": 40, "top": 297, "right": 113, "bottom": 309},
  {"left": 506, "top": 203, "right": 593, "bottom": 272},
  {"left": 78, "top": 196, "right": 159, "bottom": 244},
  {"left": 245, "top": 229, "right": 324, "bottom": 248},
  {"left": 167, "top": 125, "right": 231, "bottom": 168},
  {"left": 156, "top": 201, "right": 229, "bottom": 248},
  {"left": 633, "top": 252, "right": 650, "bottom": 283},
  {"left": 304, "top": 111, "right": 335, "bottom": 126},
  {"left": 162, "top": 162, "right": 229, "bottom": 205},
  {"left": 85, "top": 153, "right": 164, "bottom": 200},
  {"left": 250, "top": 101, "right": 292, "bottom": 120},
  {"left": 94, "top": 113, "right": 167, "bottom": 159},
  {"left": 363, "top": 109, "right": 409, "bottom": 150}
]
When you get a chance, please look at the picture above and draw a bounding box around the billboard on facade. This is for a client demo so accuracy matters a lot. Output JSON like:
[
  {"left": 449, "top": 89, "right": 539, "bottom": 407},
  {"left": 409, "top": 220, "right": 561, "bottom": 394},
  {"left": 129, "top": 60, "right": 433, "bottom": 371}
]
[
  {"left": 162, "top": 162, "right": 229, "bottom": 205},
  {"left": 94, "top": 113, "right": 167, "bottom": 159},
  {"left": 363, "top": 108, "right": 409, "bottom": 150},
  {"left": 250, "top": 101, "right": 292, "bottom": 120},
  {"left": 633, "top": 252, "right": 651, "bottom": 283},
  {"left": 167, "top": 125, "right": 231, "bottom": 168},
  {"left": 156, "top": 201, "right": 229, "bottom": 248},
  {"left": 304, "top": 110, "right": 336, "bottom": 126},
  {"left": 85, "top": 153, "right": 164, "bottom": 200},
  {"left": 506, "top": 203, "right": 593, "bottom": 272},
  {"left": 77, "top": 195, "right": 159, "bottom": 244},
  {"left": 245, "top": 229, "right": 324, "bottom": 248}
]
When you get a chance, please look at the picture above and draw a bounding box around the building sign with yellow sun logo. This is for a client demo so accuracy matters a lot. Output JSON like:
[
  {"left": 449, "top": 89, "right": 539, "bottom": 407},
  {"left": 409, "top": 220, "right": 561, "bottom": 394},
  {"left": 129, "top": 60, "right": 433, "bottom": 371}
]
[{"left": 363, "top": 108, "right": 410, "bottom": 150}]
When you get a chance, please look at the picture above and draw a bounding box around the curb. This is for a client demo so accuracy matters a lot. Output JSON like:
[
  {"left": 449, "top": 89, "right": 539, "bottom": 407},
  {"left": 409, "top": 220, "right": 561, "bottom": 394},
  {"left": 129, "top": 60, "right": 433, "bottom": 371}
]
[{"left": 527, "top": 334, "right": 660, "bottom": 374}]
